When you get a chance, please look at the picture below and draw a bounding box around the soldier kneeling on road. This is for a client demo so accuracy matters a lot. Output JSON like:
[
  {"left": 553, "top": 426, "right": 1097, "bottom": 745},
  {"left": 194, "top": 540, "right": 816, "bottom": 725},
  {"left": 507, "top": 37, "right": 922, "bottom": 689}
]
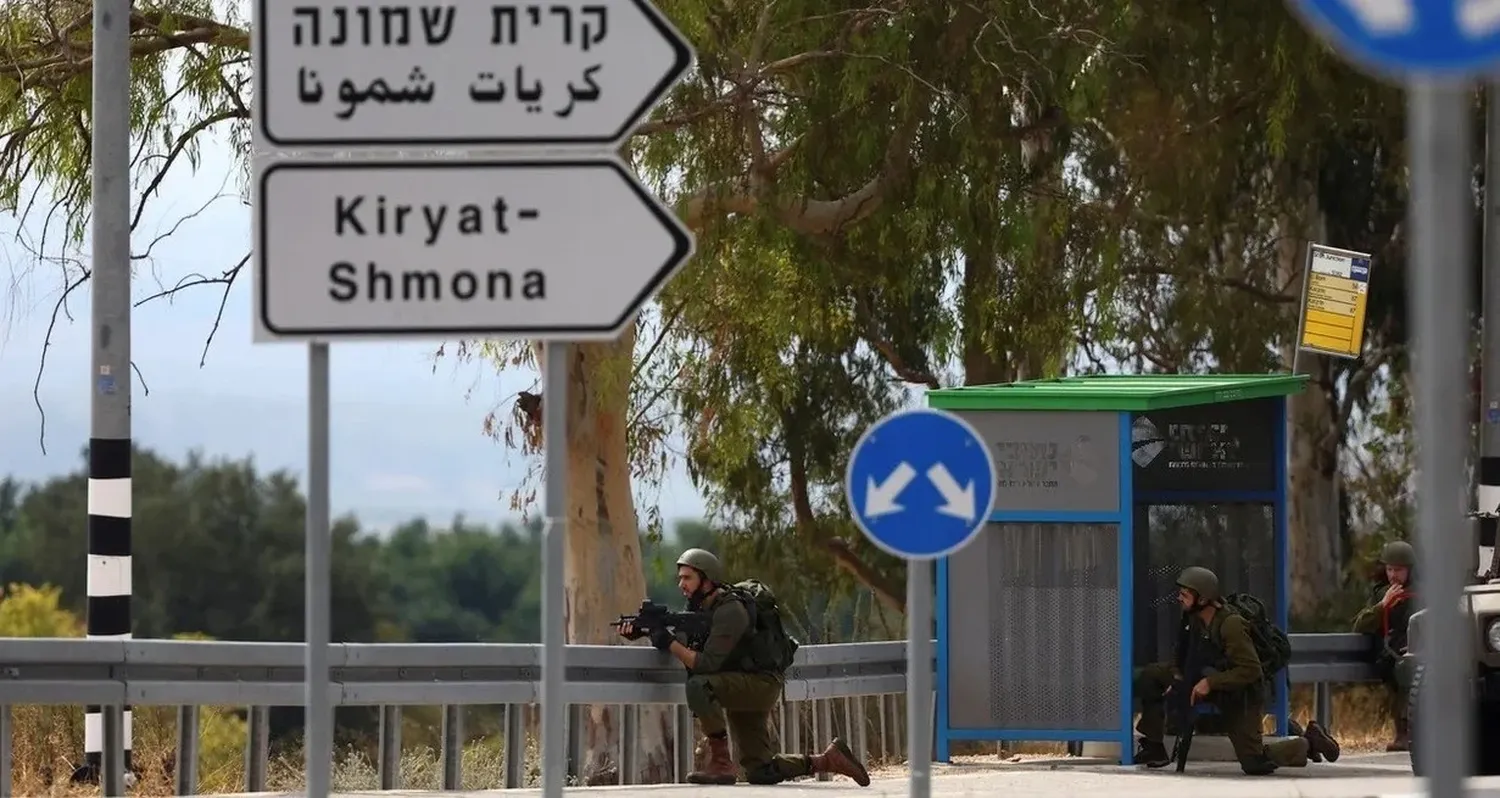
[
  {"left": 1132, "top": 566, "right": 1342, "bottom": 775},
  {"left": 617, "top": 548, "right": 871, "bottom": 786}
]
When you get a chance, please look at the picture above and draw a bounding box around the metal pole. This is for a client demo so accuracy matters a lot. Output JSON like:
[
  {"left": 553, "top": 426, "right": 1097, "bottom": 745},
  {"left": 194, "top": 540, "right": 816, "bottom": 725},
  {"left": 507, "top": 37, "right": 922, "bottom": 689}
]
[
  {"left": 541, "top": 342, "right": 569, "bottom": 798},
  {"left": 306, "top": 343, "right": 333, "bottom": 798},
  {"left": 906, "top": 560, "right": 932, "bottom": 798},
  {"left": 87, "top": 0, "right": 133, "bottom": 790},
  {"left": 1480, "top": 85, "right": 1500, "bottom": 577},
  {"left": 1408, "top": 81, "right": 1475, "bottom": 798}
]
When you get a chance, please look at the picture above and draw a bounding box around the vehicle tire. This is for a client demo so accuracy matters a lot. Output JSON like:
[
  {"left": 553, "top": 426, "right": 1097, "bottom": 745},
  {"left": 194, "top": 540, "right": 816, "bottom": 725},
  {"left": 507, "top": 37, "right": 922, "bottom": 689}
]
[
  {"left": 1479, "top": 700, "right": 1500, "bottom": 776},
  {"left": 1413, "top": 675, "right": 1500, "bottom": 777}
]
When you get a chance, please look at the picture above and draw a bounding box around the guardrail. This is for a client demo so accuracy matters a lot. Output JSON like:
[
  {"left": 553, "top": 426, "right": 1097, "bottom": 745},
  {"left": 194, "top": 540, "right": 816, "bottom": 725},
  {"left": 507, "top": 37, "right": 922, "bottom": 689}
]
[{"left": 0, "top": 633, "right": 1379, "bottom": 795}]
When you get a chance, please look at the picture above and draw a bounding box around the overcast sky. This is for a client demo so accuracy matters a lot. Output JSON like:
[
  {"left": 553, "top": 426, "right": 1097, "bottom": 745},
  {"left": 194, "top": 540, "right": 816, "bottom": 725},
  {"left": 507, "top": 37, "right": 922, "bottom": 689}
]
[{"left": 0, "top": 130, "right": 708, "bottom": 532}]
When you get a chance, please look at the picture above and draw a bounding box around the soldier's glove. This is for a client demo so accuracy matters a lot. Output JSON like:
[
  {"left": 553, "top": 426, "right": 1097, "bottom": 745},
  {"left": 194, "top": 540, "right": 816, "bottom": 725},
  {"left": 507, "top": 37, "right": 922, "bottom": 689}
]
[{"left": 649, "top": 627, "right": 675, "bottom": 651}]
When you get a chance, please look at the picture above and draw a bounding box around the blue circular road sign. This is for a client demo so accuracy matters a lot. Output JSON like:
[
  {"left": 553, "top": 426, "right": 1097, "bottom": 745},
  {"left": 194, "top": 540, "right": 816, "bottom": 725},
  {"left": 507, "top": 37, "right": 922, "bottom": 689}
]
[
  {"left": 1287, "top": 0, "right": 1500, "bottom": 77},
  {"left": 844, "top": 408, "right": 997, "bottom": 560}
]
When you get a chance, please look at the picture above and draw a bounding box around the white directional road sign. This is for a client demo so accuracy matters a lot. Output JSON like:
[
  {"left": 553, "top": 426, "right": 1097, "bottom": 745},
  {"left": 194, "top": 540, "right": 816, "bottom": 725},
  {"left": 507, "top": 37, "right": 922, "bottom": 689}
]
[
  {"left": 845, "top": 408, "right": 997, "bottom": 561},
  {"left": 251, "top": 157, "right": 693, "bottom": 341},
  {"left": 256, "top": 0, "right": 695, "bottom": 147}
]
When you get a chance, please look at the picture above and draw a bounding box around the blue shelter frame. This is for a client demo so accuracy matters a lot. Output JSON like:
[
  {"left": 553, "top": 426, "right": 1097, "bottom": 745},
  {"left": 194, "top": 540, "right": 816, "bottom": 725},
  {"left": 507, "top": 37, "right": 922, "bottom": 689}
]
[{"left": 928, "top": 375, "right": 1305, "bottom": 765}]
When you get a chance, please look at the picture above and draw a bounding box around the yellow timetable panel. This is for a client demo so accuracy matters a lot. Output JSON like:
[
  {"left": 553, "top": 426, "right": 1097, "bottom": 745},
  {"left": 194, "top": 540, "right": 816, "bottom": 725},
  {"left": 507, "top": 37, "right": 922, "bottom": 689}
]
[{"left": 1297, "top": 244, "right": 1371, "bottom": 360}]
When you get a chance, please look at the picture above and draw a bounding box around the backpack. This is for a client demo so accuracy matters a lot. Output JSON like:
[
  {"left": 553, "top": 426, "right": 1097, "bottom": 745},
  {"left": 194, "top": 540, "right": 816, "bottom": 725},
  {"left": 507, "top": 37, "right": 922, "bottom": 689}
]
[
  {"left": 723, "top": 579, "right": 800, "bottom": 673},
  {"left": 1220, "top": 592, "right": 1291, "bottom": 682}
]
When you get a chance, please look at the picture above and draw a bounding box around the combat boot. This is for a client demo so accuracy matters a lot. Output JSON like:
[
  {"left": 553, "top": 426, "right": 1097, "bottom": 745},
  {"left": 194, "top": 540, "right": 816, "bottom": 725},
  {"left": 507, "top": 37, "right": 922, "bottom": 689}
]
[
  {"left": 1303, "top": 720, "right": 1341, "bottom": 762},
  {"left": 810, "top": 738, "right": 870, "bottom": 786},
  {"left": 686, "top": 735, "right": 737, "bottom": 785},
  {"left": 1134, "top": 739, "right": 1170, "bottom": 768},
  {"left": 1386, "top": 718, "right": 1410, "bottom": 752}
]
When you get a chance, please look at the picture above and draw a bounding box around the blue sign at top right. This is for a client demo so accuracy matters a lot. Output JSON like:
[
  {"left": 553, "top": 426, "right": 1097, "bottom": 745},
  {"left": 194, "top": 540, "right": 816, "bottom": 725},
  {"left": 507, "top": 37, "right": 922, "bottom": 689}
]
[{"left": 1288, "top": 0, "right": 1500, "bottom": 77}]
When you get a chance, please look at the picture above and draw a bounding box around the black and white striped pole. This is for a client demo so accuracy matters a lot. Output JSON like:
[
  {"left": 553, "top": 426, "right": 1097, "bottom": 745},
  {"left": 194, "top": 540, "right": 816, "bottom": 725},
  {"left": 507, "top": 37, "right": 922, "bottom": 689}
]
[{"left": 70, "top": 0, "right": 133, "bottom": 791}]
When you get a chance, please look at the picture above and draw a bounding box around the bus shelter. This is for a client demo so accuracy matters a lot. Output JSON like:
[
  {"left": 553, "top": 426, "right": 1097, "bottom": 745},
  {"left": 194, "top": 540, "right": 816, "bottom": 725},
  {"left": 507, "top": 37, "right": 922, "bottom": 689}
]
[{"left": 927, "top": 374, "right": 1307, "bottom": 764}]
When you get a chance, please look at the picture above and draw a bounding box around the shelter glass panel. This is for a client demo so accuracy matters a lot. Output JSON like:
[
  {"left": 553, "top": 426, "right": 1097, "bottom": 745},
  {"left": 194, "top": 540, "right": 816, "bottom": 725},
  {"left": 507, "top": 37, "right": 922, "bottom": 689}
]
[{"left": 1131, "top": 503, "right": 1277, "bottom": 665}]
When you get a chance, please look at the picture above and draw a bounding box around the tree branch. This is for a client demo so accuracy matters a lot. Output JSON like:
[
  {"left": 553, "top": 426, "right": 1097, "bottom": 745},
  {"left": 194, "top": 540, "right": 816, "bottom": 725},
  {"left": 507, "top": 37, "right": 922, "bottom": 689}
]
[{"left": 824, "top": 538, "right": 904, "bottom": 614}]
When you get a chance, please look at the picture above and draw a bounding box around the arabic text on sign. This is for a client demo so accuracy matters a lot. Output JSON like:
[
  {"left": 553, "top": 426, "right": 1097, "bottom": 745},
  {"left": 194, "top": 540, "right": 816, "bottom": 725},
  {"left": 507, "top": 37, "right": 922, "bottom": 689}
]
[
  {"left": 326, "top": 193, "right": 547, "bottom": 304},
  {"left": 292, "top": 4, "right": 607, "bottom": 51},
  {"left": 296, "top": 63, "right": 603, "bottom": 120}
]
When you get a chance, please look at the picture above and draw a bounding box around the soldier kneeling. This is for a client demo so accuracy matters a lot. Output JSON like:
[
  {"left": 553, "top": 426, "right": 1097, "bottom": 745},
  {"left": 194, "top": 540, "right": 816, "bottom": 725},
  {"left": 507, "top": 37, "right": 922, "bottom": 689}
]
[
  {"left": 1132, "top": 567, "right": 1342, "bottom": 775},
  {"left": 620, "top": 549, "right": 871, "bottom": 786}
]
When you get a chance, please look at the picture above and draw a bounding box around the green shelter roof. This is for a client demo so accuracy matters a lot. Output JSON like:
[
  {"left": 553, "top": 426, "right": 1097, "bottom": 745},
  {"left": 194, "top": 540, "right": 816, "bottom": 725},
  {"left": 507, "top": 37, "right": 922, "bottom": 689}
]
[{"left": 926, "top": 373, "right": 1308, "bottom": 412}]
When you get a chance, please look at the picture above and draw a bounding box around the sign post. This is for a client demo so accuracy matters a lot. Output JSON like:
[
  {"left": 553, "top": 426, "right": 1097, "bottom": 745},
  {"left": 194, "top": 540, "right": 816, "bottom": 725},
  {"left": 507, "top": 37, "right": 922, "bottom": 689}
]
[
  {"left": 1282, "top": 2, "right": 1490, "bottom": 795},
  {"left": 249, "top": 2, "right": 695, "bottom": 797},
  {"left": 845, "top": 408, "right": 997, "bottom": 798}
]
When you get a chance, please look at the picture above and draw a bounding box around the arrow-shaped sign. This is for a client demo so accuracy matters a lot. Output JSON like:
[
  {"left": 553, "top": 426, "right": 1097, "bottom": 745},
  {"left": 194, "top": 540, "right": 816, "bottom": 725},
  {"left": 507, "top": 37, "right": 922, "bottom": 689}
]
[
  {"left": 927, "top": 463, "right": 977, "bottom": 523},
  {"left": 256, "top": 0, "right": 696, "bottom": 148},
  {"left": 864, "top": 462, "right": 916, "bottom": 519},
  {"left": 253, "top": 157, "right": 693, "bottom": 342}
]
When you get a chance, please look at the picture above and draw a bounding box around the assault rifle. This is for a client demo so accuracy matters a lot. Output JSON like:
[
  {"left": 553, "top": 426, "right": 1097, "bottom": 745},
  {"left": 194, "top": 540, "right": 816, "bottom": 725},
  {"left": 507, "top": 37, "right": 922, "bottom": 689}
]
[
  {"left": 609, "top": 601, "right": 710, "bottom": 643},
  {"left": 1168, "top": 655, "right": 1217, "bottom": 773}
]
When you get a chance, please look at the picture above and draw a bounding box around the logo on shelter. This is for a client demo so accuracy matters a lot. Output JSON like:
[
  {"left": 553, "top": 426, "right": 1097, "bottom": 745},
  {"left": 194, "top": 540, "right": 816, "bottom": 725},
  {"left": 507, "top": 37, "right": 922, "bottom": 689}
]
[{"left": 1131, "top": 416, "right": 1166, "bottom": 468}]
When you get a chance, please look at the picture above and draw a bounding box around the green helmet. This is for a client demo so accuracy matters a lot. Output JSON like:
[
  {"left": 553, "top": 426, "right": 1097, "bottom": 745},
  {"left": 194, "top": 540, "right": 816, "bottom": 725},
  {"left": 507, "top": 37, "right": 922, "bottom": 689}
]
[
  {"left": 1175, "top": 566, "right": 1221, "bottom": 602},
  {"left": 1380, "top": 540, "right": 1416, "bottom": 567},
  {"left": 676, "top": 548, "right": 724, "bottom": 584}
]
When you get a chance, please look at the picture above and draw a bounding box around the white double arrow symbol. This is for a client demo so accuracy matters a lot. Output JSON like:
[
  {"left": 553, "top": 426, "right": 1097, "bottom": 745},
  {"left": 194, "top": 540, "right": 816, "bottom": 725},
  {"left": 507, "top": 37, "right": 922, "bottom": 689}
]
[
  {"left": 863, "top": 461, "right": 977, "bottom": 523},
  {"left": 1335, "top": 0, "right": 1500, "bottom": 38}
]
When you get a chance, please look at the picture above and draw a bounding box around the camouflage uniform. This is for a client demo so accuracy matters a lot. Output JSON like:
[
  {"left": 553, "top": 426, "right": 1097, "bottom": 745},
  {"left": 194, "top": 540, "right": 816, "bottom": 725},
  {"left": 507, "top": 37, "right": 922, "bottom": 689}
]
[
  {"left": 672, "top": 549, "right": 869, "bottom": 787},
  {"left": 1133, "top": 567, "right": 1340, "bottom": 775},
  {"left": 1351, "top": 540, "right": 1418, "bottom": 750}
]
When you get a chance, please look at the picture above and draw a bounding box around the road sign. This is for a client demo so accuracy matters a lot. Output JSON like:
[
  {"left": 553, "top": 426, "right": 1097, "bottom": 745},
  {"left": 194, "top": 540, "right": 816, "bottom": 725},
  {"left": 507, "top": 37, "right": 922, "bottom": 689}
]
[
  {"left": 1294, "top": 243, "right": 1372, "bottom": 360},
  {"left": 251, "top": 156, "right": 694, "bottom": 341},
  {"left": 845, "top": 408, "right": 997, "bottom": 560},
  {"left": 254, "top": 0, "right": 695, "bottom": 147},
  {"left": 1285, "top": 0, "right": 1500, "bottom": 76}
]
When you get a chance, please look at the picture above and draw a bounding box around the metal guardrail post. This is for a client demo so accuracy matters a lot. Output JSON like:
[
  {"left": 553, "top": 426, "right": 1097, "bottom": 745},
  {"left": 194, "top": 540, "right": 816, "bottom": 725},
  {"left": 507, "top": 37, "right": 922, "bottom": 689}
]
[
  {"left": 786, "top": 700, "right": 801, "bottom": 754},
  {"left": 674, "top": 704, "right": 693, "bottom": 782},
  {"left": 440, "top": 705, "right": 462, "bottom": 790},
  {"left": 853, "top": 697, "right": 868, "bottom": 763},
  {"left": 620, "top": 705, "right": 638, "bottom": 785},
  {"left": 1315, "top": 682, "right": 1335, "bottom": 729},
  {"left": 102, "top": 705, "right": 124, "bottom": 797},
  {"left": 503, "top": 704, "right": 526, "bottom": 789},
  {"left": 816, "top": 699, "right": 832, "bottom": 780},
  {"left": 176, "top": 705, "right": 199, "bottom": 796},
  {"left": 378, "top": 705, "right": 401, "bottom": 790},
  {"left": 244, "top": 706, "right": 269, "bottom": 793},
  {"left": 0, "top": 705, "right": 12, "bottom": 798},
  {"left": 566, "top": 704, "right": 582, "bottom": 782}
]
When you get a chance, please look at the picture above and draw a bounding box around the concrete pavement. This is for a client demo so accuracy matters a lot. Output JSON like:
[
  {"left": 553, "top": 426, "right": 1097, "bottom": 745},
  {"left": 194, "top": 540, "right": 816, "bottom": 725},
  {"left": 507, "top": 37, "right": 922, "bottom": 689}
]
[{"left": 203, "top": 752, "right": 1499, "bottom": 798}]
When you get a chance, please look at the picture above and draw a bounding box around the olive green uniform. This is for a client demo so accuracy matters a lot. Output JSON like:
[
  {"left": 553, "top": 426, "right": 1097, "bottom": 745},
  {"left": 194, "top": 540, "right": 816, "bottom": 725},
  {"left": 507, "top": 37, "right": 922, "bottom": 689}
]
[
  {"left": 1351, "top": 542, "right": 1418, "bottom": 725},
  {"left": 683, "top": 589, "right": 814, "bottom": 784},
  {"left": 1133, "top": 611, "right": 1308, "bottom": 773}
]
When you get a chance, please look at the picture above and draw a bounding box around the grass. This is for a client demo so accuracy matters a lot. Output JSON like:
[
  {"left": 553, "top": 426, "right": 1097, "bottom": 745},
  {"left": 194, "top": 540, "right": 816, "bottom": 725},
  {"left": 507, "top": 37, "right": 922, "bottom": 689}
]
[{"left": 8, "top": 684, "right": 1402, "bottom": 795}]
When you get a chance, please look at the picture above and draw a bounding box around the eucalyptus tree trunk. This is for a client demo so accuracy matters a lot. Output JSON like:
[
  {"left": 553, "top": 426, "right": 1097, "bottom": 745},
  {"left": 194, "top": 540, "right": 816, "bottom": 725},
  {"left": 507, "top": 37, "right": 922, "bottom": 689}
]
[
  {"left": 539, "top": 332, "right": 676, "bottom": 784},
  {"left": 1276, "top": 198, "right": 1342, "bottom": 617}
]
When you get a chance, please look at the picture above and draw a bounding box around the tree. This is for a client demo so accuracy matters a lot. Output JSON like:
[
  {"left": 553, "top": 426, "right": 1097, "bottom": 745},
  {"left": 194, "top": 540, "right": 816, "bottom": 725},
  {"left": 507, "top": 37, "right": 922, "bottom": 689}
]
[{"left": 1069, "top": 0, "right": 1423, "bottom": 615}]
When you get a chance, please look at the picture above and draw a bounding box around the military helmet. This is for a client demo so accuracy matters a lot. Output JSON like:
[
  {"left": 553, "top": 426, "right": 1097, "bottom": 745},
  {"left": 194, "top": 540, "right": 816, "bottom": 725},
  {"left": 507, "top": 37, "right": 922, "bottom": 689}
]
[
  {"left": 1380, "top": 540, "right": 1416, "bottom": 567},
  {"left": 676, "top": 548, "right": 724, "bottom": 584},
  {"left": 1175, "top": 566, "right": 1221, "bottom": 602}
]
